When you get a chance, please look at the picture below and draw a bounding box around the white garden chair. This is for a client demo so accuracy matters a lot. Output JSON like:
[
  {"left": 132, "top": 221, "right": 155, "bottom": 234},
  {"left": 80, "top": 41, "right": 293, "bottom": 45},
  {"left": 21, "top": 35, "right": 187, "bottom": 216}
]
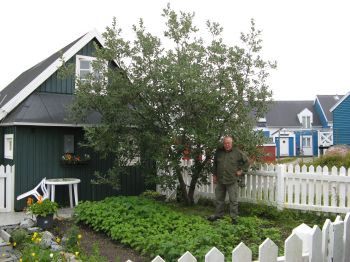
[{"left": 16, "top": 177, "right": 49, "bottom": 201}]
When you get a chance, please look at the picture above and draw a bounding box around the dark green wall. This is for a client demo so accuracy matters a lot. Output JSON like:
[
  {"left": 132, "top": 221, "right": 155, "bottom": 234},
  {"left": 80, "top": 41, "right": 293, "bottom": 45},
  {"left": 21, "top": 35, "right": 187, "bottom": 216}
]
[
  {"left": 37, "top": 39, "right": 101, "bottom": 94},
  {"left": 12, "top": 126, "right": 146, "bottom": 210}
]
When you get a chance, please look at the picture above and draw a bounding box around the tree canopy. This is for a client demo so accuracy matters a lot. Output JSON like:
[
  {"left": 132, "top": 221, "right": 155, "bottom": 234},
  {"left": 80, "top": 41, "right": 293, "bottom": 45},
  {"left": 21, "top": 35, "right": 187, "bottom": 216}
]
[{"left": 67, "top": 4, "right": 276, "bottom": 204}]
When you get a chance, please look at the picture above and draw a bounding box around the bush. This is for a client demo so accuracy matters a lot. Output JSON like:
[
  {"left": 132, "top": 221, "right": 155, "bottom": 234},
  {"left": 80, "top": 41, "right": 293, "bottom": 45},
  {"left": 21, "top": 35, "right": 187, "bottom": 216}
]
[
  {"left": 140, "top": 190, "right": 166, "bottom": 201},
  {"left": 311, "top": 152, "right": 350, "bottom": 168}
]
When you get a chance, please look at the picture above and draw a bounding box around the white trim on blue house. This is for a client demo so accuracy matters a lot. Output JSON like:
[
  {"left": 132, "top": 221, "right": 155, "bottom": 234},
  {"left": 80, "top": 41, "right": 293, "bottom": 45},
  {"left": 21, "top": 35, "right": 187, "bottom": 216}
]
[
  {"left": 0, "top": 29, "right": 105, "bottom": 121},
  {"left": 330, "top": 91, "right": 350, "bottom": 112}
]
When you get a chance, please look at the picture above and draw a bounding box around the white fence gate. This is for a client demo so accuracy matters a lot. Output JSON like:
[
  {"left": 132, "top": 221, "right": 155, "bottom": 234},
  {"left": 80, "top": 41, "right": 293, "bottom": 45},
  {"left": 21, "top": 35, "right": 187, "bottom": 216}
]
[{"left": 0, "top": 165, "right": 15, "bottom": 212}]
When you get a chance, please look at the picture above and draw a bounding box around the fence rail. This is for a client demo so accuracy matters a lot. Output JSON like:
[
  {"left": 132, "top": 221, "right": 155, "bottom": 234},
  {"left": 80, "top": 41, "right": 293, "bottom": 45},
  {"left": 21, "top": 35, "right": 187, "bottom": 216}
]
[{"left": 0, "top": 165, "right": 15, "bottom": 212}]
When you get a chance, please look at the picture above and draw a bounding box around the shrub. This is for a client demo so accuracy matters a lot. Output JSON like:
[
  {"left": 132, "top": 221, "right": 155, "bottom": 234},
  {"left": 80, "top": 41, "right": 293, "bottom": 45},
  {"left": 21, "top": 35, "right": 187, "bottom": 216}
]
[
  {"left": 140, "top": 190, "right": 166, "bottom": 201},
  {"left": 311, "top": 152, "right": 350, "bottom": 168}
]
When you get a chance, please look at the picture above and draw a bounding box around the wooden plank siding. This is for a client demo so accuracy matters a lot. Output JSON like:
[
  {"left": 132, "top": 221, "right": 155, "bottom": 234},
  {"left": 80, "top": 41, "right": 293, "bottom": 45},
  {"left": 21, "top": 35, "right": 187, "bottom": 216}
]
[
  {"left": 13, "top": 126, "right": 146, "bottom": 210},
  {"left": 37, "top": 39, "right": 101, "bottom": 94},
  {"left": 333, "top": 95, "right": 350, "bottom": 145}
]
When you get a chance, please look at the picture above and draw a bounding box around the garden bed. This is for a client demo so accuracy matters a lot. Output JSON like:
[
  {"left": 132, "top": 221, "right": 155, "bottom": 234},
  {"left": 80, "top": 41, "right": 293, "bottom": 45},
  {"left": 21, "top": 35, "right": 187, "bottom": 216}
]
[
  {"left": 74, "top": 196, "right": 335, "bottom": 261},
  {"left": 56, "top": 219, "right": 149, "bottom": 262}
]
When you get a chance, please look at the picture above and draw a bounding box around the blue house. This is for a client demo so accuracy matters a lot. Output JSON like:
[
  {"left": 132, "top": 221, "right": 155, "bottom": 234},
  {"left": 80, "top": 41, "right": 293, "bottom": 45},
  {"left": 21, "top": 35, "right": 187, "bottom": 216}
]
[
  {"left": 330, "top": 92, "right": 350, "bottom": 145},
  {"left": 257, "top": 95, "right": 343, "bottom": 158}
]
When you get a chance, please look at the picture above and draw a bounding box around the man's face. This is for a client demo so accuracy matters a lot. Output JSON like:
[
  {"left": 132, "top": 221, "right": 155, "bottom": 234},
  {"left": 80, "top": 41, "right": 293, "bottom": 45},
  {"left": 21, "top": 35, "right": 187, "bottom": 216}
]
[{"left": 223, "top": 137, "right": 233, "bottom": 151}]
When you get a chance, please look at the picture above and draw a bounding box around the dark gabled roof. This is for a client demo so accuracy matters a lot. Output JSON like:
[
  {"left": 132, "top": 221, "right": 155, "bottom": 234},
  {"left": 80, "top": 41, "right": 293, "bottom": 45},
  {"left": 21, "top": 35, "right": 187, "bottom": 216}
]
[
  {"left": 2, "top": 92, "right": 100, "bottom": 125},
  {"left": 266, "top": 100, "right": 322, "bottom": 127},
  {"left": 316, "top": 95, "right": 344, "bottom": 122},
  {"left": 0, "top": 34, "right": 85, "bottom": 108}
]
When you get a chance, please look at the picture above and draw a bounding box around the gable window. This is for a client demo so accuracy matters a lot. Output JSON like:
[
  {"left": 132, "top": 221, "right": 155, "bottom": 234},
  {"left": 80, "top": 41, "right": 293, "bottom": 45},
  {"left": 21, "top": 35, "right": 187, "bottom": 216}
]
[
  {"left": 76, "top": 55, "right": 96, "bottom": 81},
  {"left": 4, "top": 134, "right": 14, "bottom": 159},
  {"left": 302, "top": 116, "right": 311, "bottom": 129}
]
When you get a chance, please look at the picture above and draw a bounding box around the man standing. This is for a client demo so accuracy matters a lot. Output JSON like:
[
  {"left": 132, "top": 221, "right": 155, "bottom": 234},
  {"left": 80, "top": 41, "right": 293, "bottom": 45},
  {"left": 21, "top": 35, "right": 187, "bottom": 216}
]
[{"left": 207, "top": 135, "right": 249, "bottom": 224}]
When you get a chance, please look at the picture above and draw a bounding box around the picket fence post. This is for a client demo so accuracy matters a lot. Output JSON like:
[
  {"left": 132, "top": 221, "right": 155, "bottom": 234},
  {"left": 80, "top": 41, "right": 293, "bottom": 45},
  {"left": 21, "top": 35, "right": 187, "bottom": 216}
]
[
  {"left": 276, "top": 164, "right": 285, "bottom": 210},
  {"left": 344, "top": 213, "right": 350, "bottom": 262}
]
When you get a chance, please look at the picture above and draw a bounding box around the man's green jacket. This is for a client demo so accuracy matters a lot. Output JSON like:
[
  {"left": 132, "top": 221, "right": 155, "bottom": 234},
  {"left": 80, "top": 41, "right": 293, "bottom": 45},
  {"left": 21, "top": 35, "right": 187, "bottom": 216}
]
[{"left": 213, "top": 146, "right": 249, "bottom": 184}]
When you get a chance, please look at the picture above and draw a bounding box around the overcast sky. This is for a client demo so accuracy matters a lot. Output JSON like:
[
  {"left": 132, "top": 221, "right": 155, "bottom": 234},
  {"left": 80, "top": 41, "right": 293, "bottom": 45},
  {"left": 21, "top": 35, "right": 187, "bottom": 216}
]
[{"left": 1, "top": 0, "right": 349, "bottom": 100}]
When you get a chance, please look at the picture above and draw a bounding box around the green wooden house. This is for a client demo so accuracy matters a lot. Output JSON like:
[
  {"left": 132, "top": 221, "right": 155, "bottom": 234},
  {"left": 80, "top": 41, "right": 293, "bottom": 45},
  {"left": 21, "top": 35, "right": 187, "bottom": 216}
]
[{"left": 0, "top": 30, "right": 146, "bottom": 211}]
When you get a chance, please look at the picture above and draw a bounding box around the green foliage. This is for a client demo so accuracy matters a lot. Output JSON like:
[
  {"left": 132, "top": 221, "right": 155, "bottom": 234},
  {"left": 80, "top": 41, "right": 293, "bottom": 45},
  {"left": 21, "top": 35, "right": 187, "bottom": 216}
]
[
  {"left": 10, "top": 229, "right": 29, "bottom": 248},
  {"left": 27, "top": 199, "right": 58, "bottom": 217},
  {"left": 64, "top": 224, "right": 81, "bottom": 253},
  {"left": 140, "top": 190, "right": 166, "bottom": 201},
  {"left": 20, "top": 244, "right": 61, "bottom": 262},
  {"left": 74, "top": 197, "right": 282, "bottom": 260},
  {"left": 66, "top": 4, "right": 276, "bottom": 204},
  {"left": 310, "top": 152, "right": 350, "bottom": 168},
  {"left": 276, "top": 157, "right": 297, "bottom": 164},
  {"left": 80, "top": 244, "right": 109, "bottom": 262}
]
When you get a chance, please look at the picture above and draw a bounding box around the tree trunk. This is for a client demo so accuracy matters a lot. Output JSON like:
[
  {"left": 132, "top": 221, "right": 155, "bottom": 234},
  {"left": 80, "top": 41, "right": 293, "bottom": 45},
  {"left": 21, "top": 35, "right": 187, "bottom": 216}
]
[{"left": 175, "top": 167, "right": 191, "bottom": 205}]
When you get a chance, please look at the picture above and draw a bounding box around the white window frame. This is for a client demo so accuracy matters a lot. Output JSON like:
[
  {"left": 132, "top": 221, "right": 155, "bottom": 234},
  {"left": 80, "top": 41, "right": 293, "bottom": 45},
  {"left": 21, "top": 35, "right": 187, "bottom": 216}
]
[
  {"left": 75, "top": 55, "right": 108, "bottom": 91},
  {"left": 4, "top": 134, "right": 14, "bottom": 159},
  {"left": 302, "top": 136, "right": 312, "bottom": 148},
  {"left": 76, "top": 55, "right": 96, "bottom": 81},
  {"left": 302, "top": 116, "right": 311, "bottom": 129}
]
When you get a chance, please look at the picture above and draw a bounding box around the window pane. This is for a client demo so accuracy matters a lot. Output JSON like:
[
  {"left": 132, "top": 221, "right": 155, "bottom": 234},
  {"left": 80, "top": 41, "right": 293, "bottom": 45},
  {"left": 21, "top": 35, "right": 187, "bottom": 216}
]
[
  {"left": 64, "top": 135, "right": 74, "bottom": 153},
  {"left": 80, "top": 70, "right": 89, "bottom": 79},
  {"left": 80, "top": 60, "right": 90, "bottom": 70}
]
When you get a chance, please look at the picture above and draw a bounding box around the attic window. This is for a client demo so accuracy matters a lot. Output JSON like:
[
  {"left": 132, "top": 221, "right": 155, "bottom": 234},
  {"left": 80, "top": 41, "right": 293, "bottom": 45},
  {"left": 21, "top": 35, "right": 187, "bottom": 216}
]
[
  {"left": 302, "top": 116, "right": 311, "bottom": 129},
  {"left": 76, "top": 55, "right": 96, "bottom": 81}
]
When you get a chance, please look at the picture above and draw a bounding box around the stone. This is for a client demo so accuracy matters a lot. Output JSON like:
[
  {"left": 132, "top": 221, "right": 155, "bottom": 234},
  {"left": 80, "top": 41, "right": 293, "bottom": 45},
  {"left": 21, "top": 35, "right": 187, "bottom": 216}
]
[
  {"left": 27, "top": 227, "right": 40, "bottom": 233},
  {"left": 325, "top": 144, "right": 350, "bottom": 157},
  {"left": 40, "top": 231, "right": 55, "bottom": 248},
  {"left": 50, "top": 243, "right": 63, "bottom": 252},
  {"left": 19, "top": 218, "right": 35, "bottom": 229}
]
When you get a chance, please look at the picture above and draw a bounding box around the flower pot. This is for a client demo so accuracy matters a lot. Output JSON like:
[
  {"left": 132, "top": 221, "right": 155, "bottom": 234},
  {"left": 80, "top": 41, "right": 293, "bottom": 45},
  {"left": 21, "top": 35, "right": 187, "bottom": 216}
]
[{"left": 36, "top": 214, "right": 54, "bottom": 230}]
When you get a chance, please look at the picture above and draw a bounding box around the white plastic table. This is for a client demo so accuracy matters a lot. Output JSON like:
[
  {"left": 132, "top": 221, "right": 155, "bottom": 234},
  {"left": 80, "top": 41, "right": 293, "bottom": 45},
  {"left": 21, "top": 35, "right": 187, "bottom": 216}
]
[{"left": 45, "top": 178, "right": 81, "bottom": 208}]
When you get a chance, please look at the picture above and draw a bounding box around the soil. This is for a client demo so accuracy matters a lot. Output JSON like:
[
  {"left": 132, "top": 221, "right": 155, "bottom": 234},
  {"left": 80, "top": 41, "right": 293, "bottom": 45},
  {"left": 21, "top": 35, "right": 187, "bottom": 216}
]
[{"left": 55, "top": 218, "right": 150, "bottom": 262}]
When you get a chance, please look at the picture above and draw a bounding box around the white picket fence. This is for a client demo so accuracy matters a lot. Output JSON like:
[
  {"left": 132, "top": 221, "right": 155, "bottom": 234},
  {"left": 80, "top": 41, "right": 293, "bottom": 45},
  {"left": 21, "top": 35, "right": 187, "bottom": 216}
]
[
  {"left": 159, "top": 161, "right": 350, "bottom": 214},
  {"left": 0, "top": 165, "right": 15, "bottom": 212},
  {"left": 125, "top": 213, "right": 350, "bottom": 261}
]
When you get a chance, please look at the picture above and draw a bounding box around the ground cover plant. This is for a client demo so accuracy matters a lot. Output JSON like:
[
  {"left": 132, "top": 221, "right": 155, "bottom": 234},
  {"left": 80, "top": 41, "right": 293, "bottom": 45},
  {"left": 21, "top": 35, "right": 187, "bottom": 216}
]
[{"left": 74, "top": 196, "right": 333, "bottom": 260}]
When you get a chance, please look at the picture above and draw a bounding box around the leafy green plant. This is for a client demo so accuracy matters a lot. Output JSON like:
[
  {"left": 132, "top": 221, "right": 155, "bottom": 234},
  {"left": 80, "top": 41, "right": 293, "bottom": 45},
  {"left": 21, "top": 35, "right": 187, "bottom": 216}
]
[
  {"left": 74, "top": 197, "right": 284, "bottom": 260},
  {"left": 64, "top": 224, "right": 81, "bottom": 253},
  {"left": 140, "top": 190, "right": 166, "bottom": 201},
  {"left": 10, "top": 228, "right": 29, "bottom": 248},
  {"left": 27, "top": 198, "right": 58, "bottom": 217}
]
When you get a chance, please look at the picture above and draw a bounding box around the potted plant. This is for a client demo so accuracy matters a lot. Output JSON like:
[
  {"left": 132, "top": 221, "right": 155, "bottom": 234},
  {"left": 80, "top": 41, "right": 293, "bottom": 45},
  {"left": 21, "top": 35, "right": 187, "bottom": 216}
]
[{"left": 27, "top": 197, "right": 58, "bottom": 229}]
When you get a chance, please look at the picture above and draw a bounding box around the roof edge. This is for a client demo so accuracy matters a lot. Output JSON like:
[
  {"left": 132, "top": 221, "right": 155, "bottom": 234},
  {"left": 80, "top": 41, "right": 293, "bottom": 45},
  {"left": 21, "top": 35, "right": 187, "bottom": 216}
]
[{"left": 330, "top": 91, "right": 350, "bottom": 112}]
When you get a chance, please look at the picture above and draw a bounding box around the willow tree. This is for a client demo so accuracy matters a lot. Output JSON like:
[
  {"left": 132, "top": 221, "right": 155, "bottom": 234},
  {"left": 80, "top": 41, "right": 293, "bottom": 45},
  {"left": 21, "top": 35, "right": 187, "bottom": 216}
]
[{"left": 68, "top": 4, "right": 276, "bottom": 205}]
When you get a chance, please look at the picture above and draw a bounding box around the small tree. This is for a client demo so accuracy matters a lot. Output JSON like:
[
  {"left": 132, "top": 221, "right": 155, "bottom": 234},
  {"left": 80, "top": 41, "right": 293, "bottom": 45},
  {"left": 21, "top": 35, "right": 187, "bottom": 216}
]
[{"left": 68, "top": 5, "right": 276, "bottom": 204}]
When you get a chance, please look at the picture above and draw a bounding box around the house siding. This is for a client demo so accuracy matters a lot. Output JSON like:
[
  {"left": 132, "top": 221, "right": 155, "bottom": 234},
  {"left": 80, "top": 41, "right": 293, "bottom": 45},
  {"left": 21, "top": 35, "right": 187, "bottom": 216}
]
[
  {"left": 314, "top": 99, "right": 328, "bottom": 128},
  {"left": 288, "top": 137, "right": 294, "bottom": 156},
  {"left": 37, "top": 39, "right": 101, "bottom": 94},
  {"left": 13, "top": 126, "right": 147, "bottom": 210},
  {"left": 333, "top": 96, "right": 350, "bottom": 145}
]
